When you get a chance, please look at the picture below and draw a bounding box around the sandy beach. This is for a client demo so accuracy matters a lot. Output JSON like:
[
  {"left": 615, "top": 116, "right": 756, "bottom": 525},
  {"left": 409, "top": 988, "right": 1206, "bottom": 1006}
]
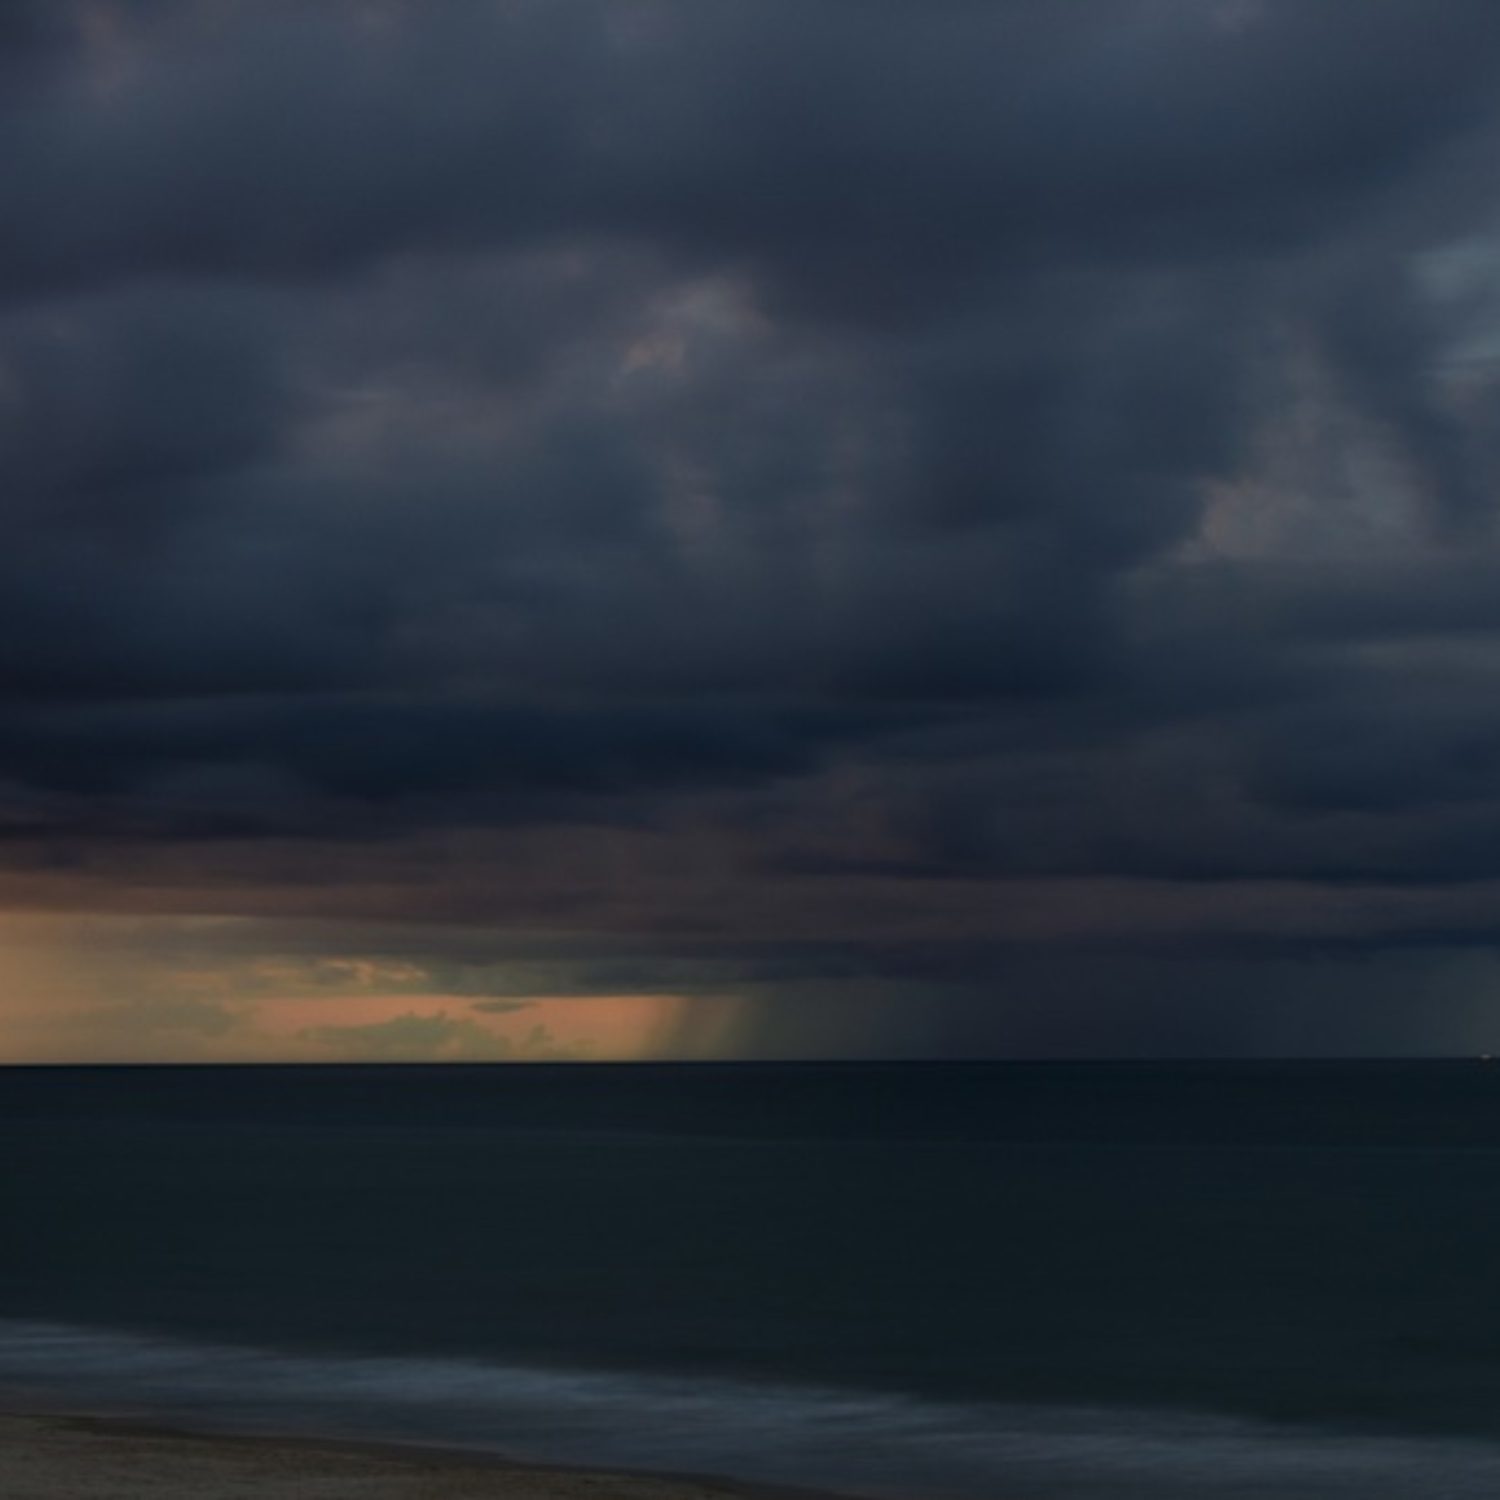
[{"left": 0, "top": 1414, "right": 805, "bottom": 1500}]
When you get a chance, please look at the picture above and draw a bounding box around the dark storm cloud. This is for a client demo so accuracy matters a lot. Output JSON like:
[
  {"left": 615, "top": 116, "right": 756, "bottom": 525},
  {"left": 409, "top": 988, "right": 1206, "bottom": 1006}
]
[
  {"left": 7, "top": 1, "right": 1500, "bottom": 1052},
  {"left": 0, "top": 696, "right": 898, "bottom": 837},
  {"left": 0, "top": 4, "right": 84, "bottom": 73},
  {"left": 3, "top": 1, "right": 1496, "bottom": 301},
  {"left": 0, "top": 283, "right": 291, "bottom": 522}
]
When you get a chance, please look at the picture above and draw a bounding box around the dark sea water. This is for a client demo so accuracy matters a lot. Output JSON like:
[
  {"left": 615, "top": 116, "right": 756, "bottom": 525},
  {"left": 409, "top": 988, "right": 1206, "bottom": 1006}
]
[{"left": 6, "top": 1061, "right": 1500, "bottom": 1497}]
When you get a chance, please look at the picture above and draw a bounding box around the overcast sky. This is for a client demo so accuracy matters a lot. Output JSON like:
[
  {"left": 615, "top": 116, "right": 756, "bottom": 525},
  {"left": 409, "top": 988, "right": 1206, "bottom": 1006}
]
[{"left": 6, "top": 1, "right": 1500, "bottom": 1061}]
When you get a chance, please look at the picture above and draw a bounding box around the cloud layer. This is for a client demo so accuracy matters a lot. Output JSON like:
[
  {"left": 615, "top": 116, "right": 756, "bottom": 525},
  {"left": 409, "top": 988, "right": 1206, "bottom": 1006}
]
[{"left": 6, "top": 1, "right": 1500, "bottom": 1056}]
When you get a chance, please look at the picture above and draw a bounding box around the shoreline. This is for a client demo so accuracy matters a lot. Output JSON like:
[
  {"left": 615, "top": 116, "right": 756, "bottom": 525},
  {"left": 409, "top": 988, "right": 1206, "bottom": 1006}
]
[{"left": 0, "top": 1410, "right": 858, "bottom": 1500}]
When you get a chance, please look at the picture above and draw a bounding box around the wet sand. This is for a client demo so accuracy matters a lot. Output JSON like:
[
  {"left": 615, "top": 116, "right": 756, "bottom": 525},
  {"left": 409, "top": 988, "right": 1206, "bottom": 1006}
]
[{"left": 0, "top": 1413, "right": 829, "bottom": 1500}]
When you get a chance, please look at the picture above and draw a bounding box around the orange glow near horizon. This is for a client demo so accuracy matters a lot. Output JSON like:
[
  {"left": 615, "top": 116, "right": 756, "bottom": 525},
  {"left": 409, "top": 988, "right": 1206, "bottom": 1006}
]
[
  {"left": 0, "top": 912, "right": 737, "bottom": 1064},
  {"left": 4, "top": 988, "right": 705, "bottom": 1065},
  {"left": 253, "top": 990, "right": 693, "bottom": 1062}
]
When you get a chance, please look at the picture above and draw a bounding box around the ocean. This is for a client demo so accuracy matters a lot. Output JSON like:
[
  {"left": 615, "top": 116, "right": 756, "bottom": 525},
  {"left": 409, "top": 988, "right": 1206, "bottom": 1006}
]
[{"left": 5, "top": 1060, "right": 1500, "bottom": 1497}]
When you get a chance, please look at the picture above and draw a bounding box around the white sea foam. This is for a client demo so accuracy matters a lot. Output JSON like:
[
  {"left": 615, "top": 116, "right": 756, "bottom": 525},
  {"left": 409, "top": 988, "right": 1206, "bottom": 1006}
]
[{"left": 2, "top": 1317, "right": 1498, "bottom": 1498}]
